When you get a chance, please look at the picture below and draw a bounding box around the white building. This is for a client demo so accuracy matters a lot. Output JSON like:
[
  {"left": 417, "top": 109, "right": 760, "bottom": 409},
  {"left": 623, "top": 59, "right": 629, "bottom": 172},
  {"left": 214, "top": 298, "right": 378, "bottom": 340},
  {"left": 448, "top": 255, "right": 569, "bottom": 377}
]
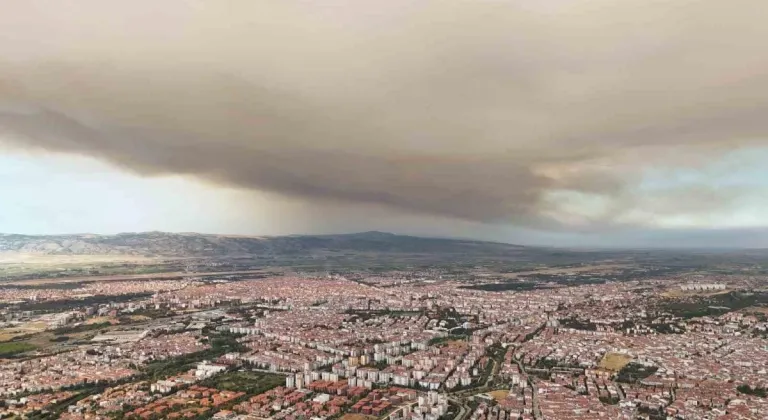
[
  {"left": 680, "top": 283, "right": 726, "bottom": 291},
  {"left": 195, "top": 361, "right": 228, "bottom": 379}
]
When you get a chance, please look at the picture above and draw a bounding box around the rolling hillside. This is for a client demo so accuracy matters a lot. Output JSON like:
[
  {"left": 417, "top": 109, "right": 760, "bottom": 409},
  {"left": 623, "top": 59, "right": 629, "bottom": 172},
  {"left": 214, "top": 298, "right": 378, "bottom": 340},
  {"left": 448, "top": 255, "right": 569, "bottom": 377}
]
[{"left": 0, "top": 231, "right": 529, "bottom": 258}]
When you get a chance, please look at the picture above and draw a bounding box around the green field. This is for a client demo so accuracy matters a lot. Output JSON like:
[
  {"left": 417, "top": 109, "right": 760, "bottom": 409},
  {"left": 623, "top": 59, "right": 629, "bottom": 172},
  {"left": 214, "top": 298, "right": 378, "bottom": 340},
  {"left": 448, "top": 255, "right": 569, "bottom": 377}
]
[
  {"left": 0, "top": 341, "right": 38, "bottom": 357},
  {"left": 201, "top": 370, "right": 285, "bottom": 395}
]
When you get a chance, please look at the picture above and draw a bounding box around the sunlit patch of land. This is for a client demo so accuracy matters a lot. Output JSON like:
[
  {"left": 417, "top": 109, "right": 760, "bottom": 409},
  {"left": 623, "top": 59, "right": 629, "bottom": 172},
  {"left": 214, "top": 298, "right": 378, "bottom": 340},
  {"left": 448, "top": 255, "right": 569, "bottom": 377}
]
[
  {"left": 599, "top": 352, "right": 633, "bottom": 371},
  {"left": 85, "top": 316, "right": 118, "bottom": 325},
  {"left": 340, "top": 414, "right": 378, "bottom": 420},
  {"left": 2, "top": 269, "right": 275, "bottom": 286},
  {"left": 743, "top": 306, "right": 768, "bottom": 315},
  {"left": 0, "top": 253, "right": 168, "bottom": 281},
  {"left": 0, "top": 321, "right": 47, "bottom": 342},
  {"left": 0, "top": 253, "right": 158, "bottom": 265},
  {"left": 489, "top": 390, "right": 510, "bottom": 402},
  {"left": 0, "top": 317, "right": 151, "bottom": 358},
  {"left": 443, "top": 340, "right": 469, "bottom": 349}
]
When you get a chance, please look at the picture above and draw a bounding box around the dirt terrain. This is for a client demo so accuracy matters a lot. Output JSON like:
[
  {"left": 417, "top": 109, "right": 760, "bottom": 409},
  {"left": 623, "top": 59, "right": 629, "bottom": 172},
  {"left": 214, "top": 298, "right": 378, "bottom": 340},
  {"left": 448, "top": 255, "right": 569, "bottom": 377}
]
[{"left": 599, "top": 352, "right": 633, "bottom": 371}]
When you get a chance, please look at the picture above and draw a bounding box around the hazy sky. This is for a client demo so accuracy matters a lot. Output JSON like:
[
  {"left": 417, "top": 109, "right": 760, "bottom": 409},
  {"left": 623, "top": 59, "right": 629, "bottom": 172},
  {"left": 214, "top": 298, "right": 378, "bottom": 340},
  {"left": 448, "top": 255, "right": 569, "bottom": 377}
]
[{"left": 2, "top": 0, "right": 768, "bottom": 247}]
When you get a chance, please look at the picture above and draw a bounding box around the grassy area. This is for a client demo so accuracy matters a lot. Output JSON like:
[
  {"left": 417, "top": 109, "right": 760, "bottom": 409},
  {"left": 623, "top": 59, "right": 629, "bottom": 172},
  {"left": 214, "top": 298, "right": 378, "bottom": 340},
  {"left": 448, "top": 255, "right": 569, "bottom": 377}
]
[
  {"left": 0, "top": 254, "right": 167, "bottom": 283},
  {"left": 0, "top": 330, "right": 35, "bottom": 342},
  {"left": 3, "top": 324, "right": 118, "bottom": 356},
  {"left": 0, "top": 341, "right": 38, "bottom": 357},
  {"left": 200, "top": 371, "right": 285, "bottom": 395},
  {"left": 0, "top": 330, "right": 25, "bottom": 342},
  {"left": 599, "top": 352, "right": 633, "bottom": 372},
  {"left": 0, "top": 321, "right": 48, "bottom": 342}
]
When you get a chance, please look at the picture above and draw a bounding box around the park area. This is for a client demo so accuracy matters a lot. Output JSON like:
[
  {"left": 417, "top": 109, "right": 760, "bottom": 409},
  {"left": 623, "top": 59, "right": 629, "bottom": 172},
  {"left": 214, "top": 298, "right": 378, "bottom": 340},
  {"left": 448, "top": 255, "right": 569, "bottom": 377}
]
[{"left": 200, "top": 370, "right": 285, "bottom": 395}]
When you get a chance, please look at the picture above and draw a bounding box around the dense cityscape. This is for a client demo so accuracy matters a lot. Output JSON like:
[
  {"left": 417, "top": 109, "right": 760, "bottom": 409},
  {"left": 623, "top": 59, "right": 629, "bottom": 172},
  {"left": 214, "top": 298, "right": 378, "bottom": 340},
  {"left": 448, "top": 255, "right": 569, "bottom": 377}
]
[
  {"left": 1, "top": 256, "right": 767, "bottom": 419},
  {"left": 4, "top": 0, "right": 768, "bottom": 419}
]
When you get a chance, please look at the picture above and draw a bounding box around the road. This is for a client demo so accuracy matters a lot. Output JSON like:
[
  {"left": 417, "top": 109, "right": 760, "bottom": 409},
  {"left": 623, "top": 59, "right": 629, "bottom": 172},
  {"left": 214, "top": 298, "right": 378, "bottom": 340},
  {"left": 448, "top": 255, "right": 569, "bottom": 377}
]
[
  {"left": 449, "top": 397, "right": 469, "bottom": 420},
  {"left": 513, "top": 358, "right": 541, "bottom": 420}
]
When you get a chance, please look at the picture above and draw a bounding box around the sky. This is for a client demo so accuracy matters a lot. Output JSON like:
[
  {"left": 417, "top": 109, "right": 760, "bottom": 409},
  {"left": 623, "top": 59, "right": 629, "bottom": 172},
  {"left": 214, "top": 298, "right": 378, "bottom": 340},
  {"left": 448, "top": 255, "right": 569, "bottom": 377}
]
[{"left": 2, "top": 0, "right": 768, "bottom": 247}]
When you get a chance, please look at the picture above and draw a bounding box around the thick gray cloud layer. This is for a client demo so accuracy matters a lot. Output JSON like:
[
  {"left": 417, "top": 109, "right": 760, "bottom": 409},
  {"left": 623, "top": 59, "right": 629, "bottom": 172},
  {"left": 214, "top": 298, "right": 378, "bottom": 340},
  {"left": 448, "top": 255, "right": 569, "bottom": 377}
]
[{"left": 2, "top": 0, "right": 768, "bottom": 229}]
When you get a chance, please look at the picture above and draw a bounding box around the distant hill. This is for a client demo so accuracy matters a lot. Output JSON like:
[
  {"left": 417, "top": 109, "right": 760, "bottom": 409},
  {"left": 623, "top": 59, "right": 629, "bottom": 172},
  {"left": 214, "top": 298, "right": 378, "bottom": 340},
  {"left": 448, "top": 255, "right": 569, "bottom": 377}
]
[{"left": 0, "top": 231, "right": 530, "bottom": 258}]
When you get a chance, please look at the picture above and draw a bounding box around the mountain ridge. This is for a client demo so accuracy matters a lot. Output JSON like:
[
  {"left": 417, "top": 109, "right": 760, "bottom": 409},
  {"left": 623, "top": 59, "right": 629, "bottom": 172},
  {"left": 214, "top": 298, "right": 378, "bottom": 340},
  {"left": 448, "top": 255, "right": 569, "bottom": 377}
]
[{"left": 0, "top": 231, "right": 528, "bottom": 257}]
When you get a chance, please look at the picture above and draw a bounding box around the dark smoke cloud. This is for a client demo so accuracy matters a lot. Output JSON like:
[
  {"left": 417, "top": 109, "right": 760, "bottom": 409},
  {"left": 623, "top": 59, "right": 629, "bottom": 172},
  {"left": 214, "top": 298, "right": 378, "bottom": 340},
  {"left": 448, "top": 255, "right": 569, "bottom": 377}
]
[{"left": 2, "top": 0, "right": 768, "bottom": 229}]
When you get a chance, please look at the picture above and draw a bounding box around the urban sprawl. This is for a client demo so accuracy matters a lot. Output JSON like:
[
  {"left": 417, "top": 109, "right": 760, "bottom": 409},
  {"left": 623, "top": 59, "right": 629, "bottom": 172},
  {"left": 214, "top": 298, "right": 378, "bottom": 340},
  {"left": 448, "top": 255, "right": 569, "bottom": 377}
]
[{"left": 1, "top": 268, "right": 767, "bottom": 419}]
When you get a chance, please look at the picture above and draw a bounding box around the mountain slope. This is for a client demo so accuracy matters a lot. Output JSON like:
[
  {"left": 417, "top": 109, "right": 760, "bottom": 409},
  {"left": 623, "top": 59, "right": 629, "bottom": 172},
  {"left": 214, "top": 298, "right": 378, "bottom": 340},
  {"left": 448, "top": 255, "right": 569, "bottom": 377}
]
[{"left": 0, "top": 231, "right": 528, "bottom": 257}]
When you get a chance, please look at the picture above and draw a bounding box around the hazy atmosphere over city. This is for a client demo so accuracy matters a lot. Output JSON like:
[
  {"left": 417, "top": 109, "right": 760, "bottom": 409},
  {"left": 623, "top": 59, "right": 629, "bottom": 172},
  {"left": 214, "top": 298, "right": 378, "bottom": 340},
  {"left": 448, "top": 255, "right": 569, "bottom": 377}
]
[
  {"left": 2, "top": 0, "right": 768, "bottom": 247},
  {"left": 4, "top": 3, "right": 768, "bottom": 420}
]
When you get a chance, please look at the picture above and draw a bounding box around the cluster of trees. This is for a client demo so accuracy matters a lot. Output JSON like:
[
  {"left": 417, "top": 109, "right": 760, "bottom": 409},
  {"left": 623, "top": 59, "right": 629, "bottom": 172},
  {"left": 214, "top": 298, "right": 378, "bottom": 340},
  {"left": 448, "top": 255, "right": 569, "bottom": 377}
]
[
  {"left": 9, "top": 293, "right": 154, "bottom": 313},
  {"left": 737, "top": 384, "right": 768, "bottom": 398},
  {"left": 428, "top": 335, "right": 468, "bottom": 346},
  {"left": 201, "top": 371, "right": 284, "bottom": 394},
  {"left": 559, "top": 317, "right": 598, "bottom": 331},
  {"left": 460, "top": 282, "right": 538, "bottom": 292},
  {"left": 615, "top": 363, "right": 658, "bottom": 384},
  {"left": 662, "top": 292, "right": 768, "bottom": 319},
  {"left": 53, "top": 322, "right": 111, "bottom": 335}
]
